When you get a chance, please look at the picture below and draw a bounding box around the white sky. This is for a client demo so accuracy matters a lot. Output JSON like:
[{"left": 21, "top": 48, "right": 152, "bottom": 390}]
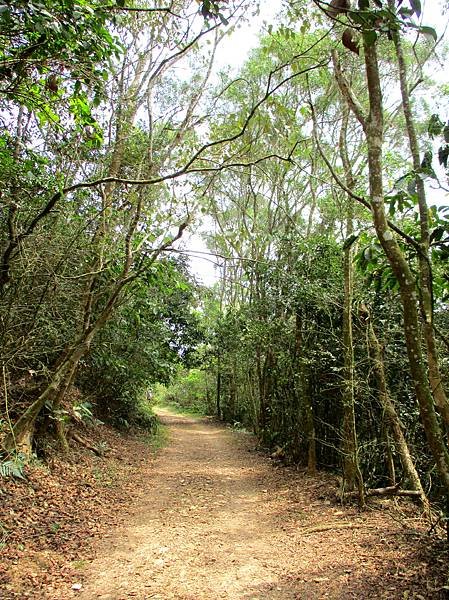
[
  {"left": 214, "top": 1, "right": 280, "bottom": 70},
  {"left": 186, "top": 0, "right": 449, "bottom": 287},
  {"left": 184, "top": 2, "right": 280, "bottom": 286}
]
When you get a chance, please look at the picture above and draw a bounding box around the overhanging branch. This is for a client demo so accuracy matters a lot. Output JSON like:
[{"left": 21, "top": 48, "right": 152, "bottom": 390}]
[
  {"left": 309, "top": 100, "right": 422, "bottom": 254},
  {"left": 0, "top": 54, "right": 329, "bottom": 290}
]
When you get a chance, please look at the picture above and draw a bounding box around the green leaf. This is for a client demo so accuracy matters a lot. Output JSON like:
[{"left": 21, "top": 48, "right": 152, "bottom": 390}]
[
  {"left": 201, "top": 0, "right": 211, "bottom": 17},
  {"left": 363, "top": 30, "right": 378, "bottom": 47},
  {"left": 421, "top": 150, "right": 433, "bottom": 170},
  {"left": 364, "top": 247, "right": 373, "bottom": 261},
  {"left": 349, "top": 12, "right": 369, "bottom": 26},
  {"left": 0, "top": 458, "right": 26, "bottom": 480},
  {"left": 343, "top": 233, "right": 360, "bottom": 250},
  {"left": 418, "top": 25, "right": 437, "bottom": 42},
  {"left": 300, "top": 20, "right": 310, "bottom": 34},
  {"left": 427, "top": 114, "right": 444, "bottom": 139},
  {"left": 430, "top": 226, "right": 446, "bottom": 244},
  {"left": 409, "top": 0, "right": 422, "bottom": 17}
]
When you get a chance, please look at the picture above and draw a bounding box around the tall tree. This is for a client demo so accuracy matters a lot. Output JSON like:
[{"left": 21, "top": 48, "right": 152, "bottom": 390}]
[{"left": 331, "top": 1, "right": 449, "bottom": 499}]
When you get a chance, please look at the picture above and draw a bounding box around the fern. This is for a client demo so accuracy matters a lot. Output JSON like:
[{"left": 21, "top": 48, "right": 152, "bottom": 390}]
[{"left": 0, "top": 457, "right": 26, "bottom": 480}]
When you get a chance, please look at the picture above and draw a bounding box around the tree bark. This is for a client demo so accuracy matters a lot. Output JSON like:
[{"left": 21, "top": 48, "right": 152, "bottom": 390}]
[
  {"left": 332, "top": 38, "right": 449, "bottom": 501},
  {"left": 391, "top": 26, "right": 449, "bottom": 429},
  {"left": 361, "top": 40, "right": 449, "bottom": 496},
  {"left": 336, "top": 92, "right": 365, "bottom": 503},
  {"left": 364, "top": 306, "right": 428, "bottom": 509}
]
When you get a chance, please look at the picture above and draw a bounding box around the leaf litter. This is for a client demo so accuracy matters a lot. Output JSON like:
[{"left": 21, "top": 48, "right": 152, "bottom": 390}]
[{"left": 1, "top": 410, "right": 449, "bottom": 599}]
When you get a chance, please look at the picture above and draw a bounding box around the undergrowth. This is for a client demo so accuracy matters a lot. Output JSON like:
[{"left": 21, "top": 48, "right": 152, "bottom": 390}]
[
  {"left": 0, "top": 453, "right": 27, "bottom": 480},
  {"left": 153, "top": 401, "right": 206, "bottom": 418},
  {"left": 146, "top": 422, "right": 169, "bottom": 452}
]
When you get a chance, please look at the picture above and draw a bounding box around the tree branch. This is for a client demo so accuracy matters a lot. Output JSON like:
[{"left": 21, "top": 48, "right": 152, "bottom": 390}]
[
  {"left": 332, "top": 49, "right": 367, "bottom": 131},
  {"left": 0, "top": 55, "right": 328, "bottom": 289},
  {"left": 309, "top": 100, "right": 422, "bottom": 254},
  {"left": 106, "top": 5, "right": 180, "bottom": 16}
]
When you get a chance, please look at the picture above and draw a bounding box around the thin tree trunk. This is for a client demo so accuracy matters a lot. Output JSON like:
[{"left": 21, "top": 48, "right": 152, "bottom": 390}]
[
  {"left": 53, "top": 363, "right": 78, "bottom": 451},
  {"left": 216, "top": 359, "right": 222, "bottom": 420},
  {"left": 383, "top": 426, "right": 396, "bottom": 487},
  {"left": 363, "top": 42, "right": 449, "bottom": 495},
  {"left": 391, "top": 26, "right": 449, "bottom": 429},
  {"left": 3, "top": 221, "right": 188, "bottom": 454},
  {"left": 337, "top": 93, "right": 365, "bottom": 504},
  {"left": 332, "top": 39, "right": 449, "bottom": 501},
  {"left": 364, "top": 306, "right": 428, "bottom": 509},
  {"left": 294, "top": 312, "right": 316, "bottom": 473},
  {"left": 256, "top": 348, "right": 267, "bottom": 435}
]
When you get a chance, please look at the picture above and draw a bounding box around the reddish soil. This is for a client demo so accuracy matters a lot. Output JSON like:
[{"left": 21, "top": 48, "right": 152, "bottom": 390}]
[{"left": 1, "top": 409, "right": 448, "bottom": 599}]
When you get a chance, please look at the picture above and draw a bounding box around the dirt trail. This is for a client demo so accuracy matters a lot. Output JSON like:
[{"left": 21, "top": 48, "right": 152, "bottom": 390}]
[{"left": 63, "top": 410, "right": 441, "bottom": 600}]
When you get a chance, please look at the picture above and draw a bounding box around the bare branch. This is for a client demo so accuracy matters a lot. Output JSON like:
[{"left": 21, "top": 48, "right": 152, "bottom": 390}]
[{"left": 105, "top": 5, "right": 180, "bottom": 16}]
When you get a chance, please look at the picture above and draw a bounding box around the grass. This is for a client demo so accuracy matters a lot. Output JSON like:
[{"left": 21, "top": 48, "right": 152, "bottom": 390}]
[
  {"left": 91, "top": 464, "right": 117, "bottom": 487},
  {"left": 152, "top": 401, "right": 207, "bottom": 419},
  {"left": 146, "top": 422, "right": 170, "bottom": 453}
]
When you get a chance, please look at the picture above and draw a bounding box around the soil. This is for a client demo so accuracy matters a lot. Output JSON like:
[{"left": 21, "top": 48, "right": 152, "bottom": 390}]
[{"left": 2, "top": 408, "right": 449, "bottom": 599}]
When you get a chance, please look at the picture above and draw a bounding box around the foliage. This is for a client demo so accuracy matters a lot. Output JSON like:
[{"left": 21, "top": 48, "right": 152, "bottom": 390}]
[
  {"left": 76, "top": 257, "right": 203, "bottom": 427},
  {"left": 0, "top": 0, "right": 448, "bottom": 522},
  {"left": 153, "top": 368, "right": 215, "bottom": 416},
  {"left": 0, "top": 453, "right": 26, "bottom": 479},
  {"left": 173, "top": 4, "right": 449, "bottom": 507},
  {"left": 0, "top": 0, "right": 240, "bottom": 454},
  {"left": 0, "top": 0, "right": 119, "bottom": 126}
]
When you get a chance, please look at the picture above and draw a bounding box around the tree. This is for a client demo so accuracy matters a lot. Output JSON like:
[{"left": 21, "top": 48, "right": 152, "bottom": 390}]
[
  {"left": 331, "top": 0, "right": 449, "bottom": 500},
  {"left": 0, "top": 0, "right": 257, "bottom": 453}
]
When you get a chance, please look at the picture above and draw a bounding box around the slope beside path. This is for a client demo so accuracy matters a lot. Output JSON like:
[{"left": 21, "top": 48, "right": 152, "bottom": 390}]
[{"left": 54, "top": 408, "right": 445, "bottom": 600}]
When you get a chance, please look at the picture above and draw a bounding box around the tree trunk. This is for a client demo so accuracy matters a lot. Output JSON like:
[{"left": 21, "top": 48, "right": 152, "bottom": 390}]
[
  {"left": 361, "top": 40, "right": 449, "bottom": 497},
  {"left": 332, "top": 37, "right": 449, "bottom": 501},
  {"left": 336, "top": 93, "right": 365, "bottom": 504},
  {"left": 294, "top": 312, "right": 316, "bottom": 473},
  {"left": 2, "top": 345, "right": 85, "bottom": 454},
  {"left": 3, "top": 219, "right": 188, "bottom": 454},
  {"left": 52, "top": 362, "right": 78, "bottom": 451},
  {"left": 383, "top": 426, "right": 396, "bottom": 487},
  {"left": 391, "top": 26, "right": 449, "bottom": 429},
  {"left": 364, "top": 306, "right": 428, "bottom": 509},
  {"left": 216, "top": 359, "right": 222, "bottom": 420},
  {"left": 256, "top": 348, "right": 267, "bottom": 435}
]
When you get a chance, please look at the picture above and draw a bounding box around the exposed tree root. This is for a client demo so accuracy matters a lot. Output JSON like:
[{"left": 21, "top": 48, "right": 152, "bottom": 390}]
[
  {"left": 342, "top": 485, "right": 422, "bottom": 499},
  {"left": 71, "top": 432, "right": 103, "bottom": 456},
  {"left": 301, "top": 522, "right": 372, "bottom": 535}
]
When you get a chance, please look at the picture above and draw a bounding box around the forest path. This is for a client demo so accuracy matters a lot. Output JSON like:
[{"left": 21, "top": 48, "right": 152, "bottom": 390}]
[{"left": 67, "top": 409, "right": 432, "bottom": 600}]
